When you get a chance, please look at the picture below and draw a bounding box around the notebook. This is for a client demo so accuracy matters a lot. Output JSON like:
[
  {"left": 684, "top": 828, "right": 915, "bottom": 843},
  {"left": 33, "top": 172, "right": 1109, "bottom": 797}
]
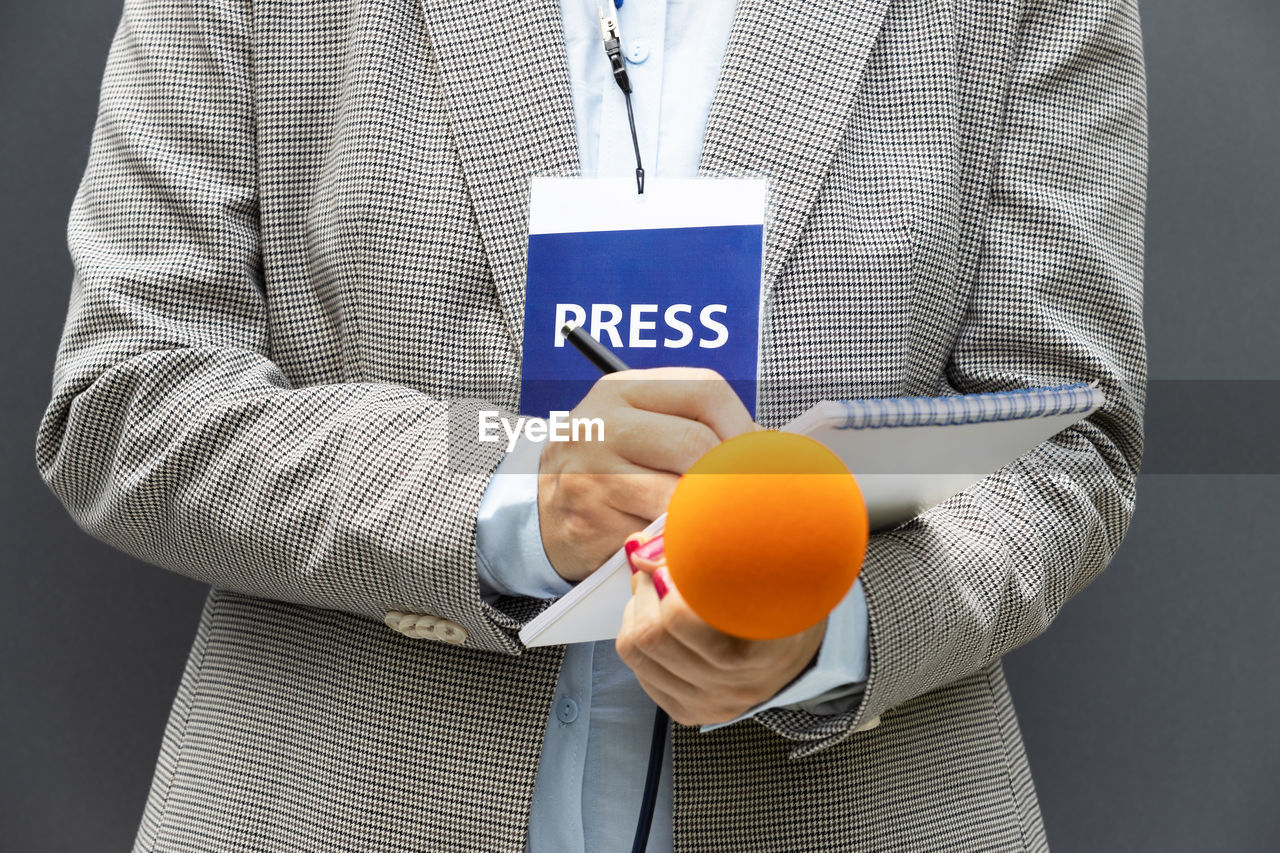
[{"left": 517, "top": 382, "right": 1105, "bottom": 648}]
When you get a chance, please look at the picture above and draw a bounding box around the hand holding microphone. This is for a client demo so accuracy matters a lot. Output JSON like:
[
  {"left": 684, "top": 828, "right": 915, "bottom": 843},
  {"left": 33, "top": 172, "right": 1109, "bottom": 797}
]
[
  {"left": 551, "top": 325, "right": 870, "bottom": 725},
  {"left": 617, "top": 430, "right": 869, "bottom": 725}
]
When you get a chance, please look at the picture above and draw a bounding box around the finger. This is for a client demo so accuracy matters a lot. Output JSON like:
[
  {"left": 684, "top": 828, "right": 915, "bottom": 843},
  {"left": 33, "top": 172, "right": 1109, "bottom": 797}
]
[
  {"left": 539, "top": 471, "right": 652, "bottom": 559},
  {"left": 629, "top": 556, "right": 642, "bottom": 595},
  {"left": 622, "top": 632, "right": 708, "bottom": 706},
  {"left": 649, "top": 569, "right": 756, "bottom": 673},
  {"left": 620, "top": 570, "right": 702, "bottom": 678},
  {"left": 622, "top": 570, "right": 735, "bottom": 688},
  {"left": 625, "top": 533, "right": 665, "bottom": 578},
  {"left": 623, "top": 531, "right": 649, "bottom": 560},
  {"left": 548, "top": 466, "right": 675, "bottom": 528},
  {"left": 543, "top": 457, "right": 667, "bottom": 520},
  {"left": 626, "top": 676, "right": 696, "bottom": 726},
  {"left": 623, "top": 562, "right": 662, "bottom": 621},
  {"left": 605, "top": 367, "right": 756, "bottom": 441},
  {"left": 623, "top": 542, "right": 752, "bottom": 672},
  {"left": 606, "top": 408, "right": 721, "bottom": 474},
  {"left": 626, "top": 638, "right": 741, "bottom": 727},
  {"left": 592, "top": 464, "right": 680, "bottom": 522}
]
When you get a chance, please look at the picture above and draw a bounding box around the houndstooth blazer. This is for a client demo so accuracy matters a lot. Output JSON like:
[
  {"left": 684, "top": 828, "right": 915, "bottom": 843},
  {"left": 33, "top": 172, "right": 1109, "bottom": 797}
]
[{"left": 37, "top": 0, "right": 1146, "bottom": 849}]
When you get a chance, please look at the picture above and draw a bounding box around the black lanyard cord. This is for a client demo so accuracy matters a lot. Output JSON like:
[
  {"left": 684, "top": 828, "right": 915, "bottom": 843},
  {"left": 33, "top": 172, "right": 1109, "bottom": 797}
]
[
  {"left": 622, "top": 90, "right": 645, "bottom": 194},
  {"left": 631, "top": 706, "right": 670, "bottom": 853},
  {"left": 599, "top": 6, "right": 645, "bottom": 194},
  {"left": 597, "top": 6, "right": 659, "bottom": 845}
]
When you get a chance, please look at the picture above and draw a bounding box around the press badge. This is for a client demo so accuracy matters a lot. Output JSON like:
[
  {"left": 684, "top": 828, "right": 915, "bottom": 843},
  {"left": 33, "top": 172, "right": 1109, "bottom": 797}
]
[{"left": 521, "top": 177, "right": 767, "bottom": 418}]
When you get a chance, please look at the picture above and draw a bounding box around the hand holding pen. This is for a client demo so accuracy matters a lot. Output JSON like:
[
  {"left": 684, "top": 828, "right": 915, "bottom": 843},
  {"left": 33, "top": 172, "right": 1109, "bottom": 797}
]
[{"left": 537, "top": 325, "right": 754, "bottom": 582}]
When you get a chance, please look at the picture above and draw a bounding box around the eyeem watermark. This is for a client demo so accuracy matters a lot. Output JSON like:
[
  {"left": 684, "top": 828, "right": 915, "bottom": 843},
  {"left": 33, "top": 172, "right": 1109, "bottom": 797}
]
[{"left": 477, "top": 410, "right": 605, "bottom": 453}]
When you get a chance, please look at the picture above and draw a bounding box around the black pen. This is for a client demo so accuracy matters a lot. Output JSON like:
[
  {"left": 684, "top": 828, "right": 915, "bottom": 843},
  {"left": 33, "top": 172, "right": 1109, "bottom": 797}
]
[{"left": 561, "top": 323, "right": 632, "bottom": 373}]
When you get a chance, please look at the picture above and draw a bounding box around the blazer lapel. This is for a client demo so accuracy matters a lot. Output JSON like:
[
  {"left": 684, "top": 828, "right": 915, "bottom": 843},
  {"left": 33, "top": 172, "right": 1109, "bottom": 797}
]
[
  {"left": 417, "top": 0, "right": 580, "bottom": 352},
  {"left": 700, "top": 0, "right": 892, "bottom": 298}
]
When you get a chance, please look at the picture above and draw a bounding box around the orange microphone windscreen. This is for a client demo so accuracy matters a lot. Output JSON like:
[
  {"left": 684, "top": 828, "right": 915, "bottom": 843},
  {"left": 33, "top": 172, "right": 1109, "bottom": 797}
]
[{"left": 663, "top": 430, "right": 868, "bottom": 641}]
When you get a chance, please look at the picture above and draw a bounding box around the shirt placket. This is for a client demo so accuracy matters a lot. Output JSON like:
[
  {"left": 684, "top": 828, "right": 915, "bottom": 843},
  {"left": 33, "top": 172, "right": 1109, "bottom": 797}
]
[{"left": 527, "top": 643, "right": 594, "bottom": 852}]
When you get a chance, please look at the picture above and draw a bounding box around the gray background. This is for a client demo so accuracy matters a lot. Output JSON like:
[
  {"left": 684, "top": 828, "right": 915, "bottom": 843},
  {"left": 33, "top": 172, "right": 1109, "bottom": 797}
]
[{"left": 2, "top": 1, "right": 1277, "bottom": 850}]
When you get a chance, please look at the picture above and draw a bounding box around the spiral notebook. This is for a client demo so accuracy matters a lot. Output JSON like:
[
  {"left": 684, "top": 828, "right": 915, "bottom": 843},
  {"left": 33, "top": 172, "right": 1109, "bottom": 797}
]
[{"left": 518, "top": 382, "right": 1105, "bottom": 647}]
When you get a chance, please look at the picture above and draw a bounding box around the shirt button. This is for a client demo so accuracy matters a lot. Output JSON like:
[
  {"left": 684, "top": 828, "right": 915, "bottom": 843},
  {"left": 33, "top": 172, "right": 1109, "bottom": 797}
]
[
  {"left": 556, "top": 697, "right": 580, "bottom": 724},
  {"left": 626, "top": 40, "right": 649, "bottom": 64}
]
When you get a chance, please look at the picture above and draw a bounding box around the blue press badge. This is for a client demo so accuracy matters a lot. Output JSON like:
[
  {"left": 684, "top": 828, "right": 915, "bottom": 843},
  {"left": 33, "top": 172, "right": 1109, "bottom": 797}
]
[{"left": 521, "top": 177, "right": 767, "bottom": 418}]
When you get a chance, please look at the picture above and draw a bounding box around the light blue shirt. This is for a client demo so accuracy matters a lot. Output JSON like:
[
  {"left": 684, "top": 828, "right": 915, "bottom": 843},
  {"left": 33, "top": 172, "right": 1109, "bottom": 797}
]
[{"left": 476, "top": 2, "right": 870, "bottom": 851}]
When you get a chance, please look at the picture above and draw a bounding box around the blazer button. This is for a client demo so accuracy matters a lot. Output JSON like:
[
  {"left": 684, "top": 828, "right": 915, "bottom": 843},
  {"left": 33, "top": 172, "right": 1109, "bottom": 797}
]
[
  {"left": 434, "top": 620, "right": 468, "bottom": 645},
  {"left": 409, "top": 614, "right": 440, "bottom": 639},
  {"left": 385, "top": 610, "right": 439, "bottom": 639},
  {"left": 853, "top": 714, "right": 881, "bottom": 733},
  {"left": 385, "top": 610, "right": 418, "bottom": 634}
]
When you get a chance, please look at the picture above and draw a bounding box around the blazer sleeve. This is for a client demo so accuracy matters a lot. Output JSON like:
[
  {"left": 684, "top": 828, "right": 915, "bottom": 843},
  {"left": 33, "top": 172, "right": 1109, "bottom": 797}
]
[
  {"left": 34, "top": 0, "right": 525, "bottom": 653},
  {"left": 754, "top": 0, "right": 1148, "bottom": 755}
]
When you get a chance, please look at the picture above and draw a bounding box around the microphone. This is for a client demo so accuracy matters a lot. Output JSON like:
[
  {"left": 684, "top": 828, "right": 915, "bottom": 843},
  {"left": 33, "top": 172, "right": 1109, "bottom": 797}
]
[{"left": 663, "top": 430, "right": 868, "bottom": 640}]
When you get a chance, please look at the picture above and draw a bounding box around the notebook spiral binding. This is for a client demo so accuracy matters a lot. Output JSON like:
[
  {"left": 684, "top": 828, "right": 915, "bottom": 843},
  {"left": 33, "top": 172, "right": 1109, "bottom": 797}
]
[{"left": 835, "top": 382, "right": 1104, "bottom": 430}]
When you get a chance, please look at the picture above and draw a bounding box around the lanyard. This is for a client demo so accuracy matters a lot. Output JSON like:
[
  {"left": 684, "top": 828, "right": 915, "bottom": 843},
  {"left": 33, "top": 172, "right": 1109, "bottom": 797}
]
[
  {"left": 598, "top": 3, "right": 646, "bottom": 194},
  {"left": 592, "top": 8, "right": 664, "bottom": 848}
]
